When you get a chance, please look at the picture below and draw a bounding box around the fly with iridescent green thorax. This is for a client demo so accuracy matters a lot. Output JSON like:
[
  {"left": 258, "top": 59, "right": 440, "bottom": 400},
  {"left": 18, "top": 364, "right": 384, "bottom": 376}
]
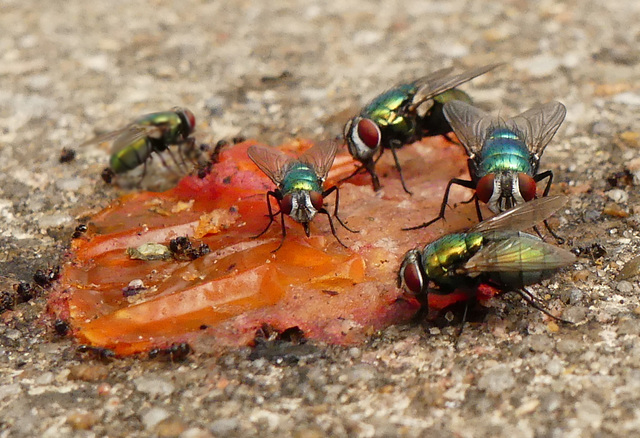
[
  {"left": 404, "top": 100, "right": 566, "bottom": 241},
  {"left": 79, "top": 108, "right": 197, "bottom": 183},
  {"left": 343, "top": 64, "right": 502, "bottom": 193},
  {"left": 398, "top": 196, "right": 575, "bottom": 317},
  {"left": 247, "top": 140, "right": 358, "bottom": 252}
]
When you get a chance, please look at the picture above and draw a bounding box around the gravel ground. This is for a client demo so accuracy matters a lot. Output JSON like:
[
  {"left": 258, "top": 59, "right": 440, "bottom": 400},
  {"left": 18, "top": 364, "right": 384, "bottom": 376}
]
[{"left": 1, "top": 1, "right": 640, "bottom": 437}]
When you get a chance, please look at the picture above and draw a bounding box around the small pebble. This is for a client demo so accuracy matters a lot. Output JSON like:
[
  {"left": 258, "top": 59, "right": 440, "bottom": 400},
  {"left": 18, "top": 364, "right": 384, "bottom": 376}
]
[
  {"left": 35, "top": 372, "right": 54, "bottom": 385},
  {"left": 525, "top": 334, "right": 552, "bottom": 352},
  {"left": 142, "top": 407, "right": 170, "bottom": 430},
  {"left": 477, "top": 364, "right": 515, "bottom": 395},
  {"left": 340, "top": 364, "right": 376, "bottom": 385},
  {"left": 616, "top": 280, "right": 634, "bottom": 294},
  {"left": 613, "top": 92, "right": 640, "bottom": 106},
  {"left": 134, "top": 376, "right": 175, "bottom": 398},
  {"left": 605, "top": 189, "right": 629, "bottom": 204},
  {"left": 546, "top": 357, "right": 564, "bottom": 376},
  {"left": 569, "top": 288, "right": 584, "bottom": 305},
  {"left": 179, "top": 428, "right": 214, "bottom": 438},
  {"left": 209, "top": 418, "right": 240, "bottom": 435},
  {"left": 68, "top": 364, "right": 109, "bottom": 382},
  {"left": 97, "top": 382, "right": 112, "bottom": 396},
  {"left": 575, "top": 398, "right": 603, "bottom": 428},
  {"left": 0, "top": 383, "right": 22, "bottom": 401},
  {"left": 563, "top": 306, "right": 588, "bottom": 323},
  {"left": 66, "top": 411, "right": 100, "bottom": 430},
  {"left": 155, "top": 417, "right": 188, "bottom": 437}
]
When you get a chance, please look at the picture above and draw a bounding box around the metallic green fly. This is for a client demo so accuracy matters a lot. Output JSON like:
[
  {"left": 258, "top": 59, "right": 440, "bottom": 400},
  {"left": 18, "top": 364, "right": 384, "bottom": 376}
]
[
  {"left": 80, "top": 107, "right": 197, "bottom": 183},
  {"left": 248, "top": 140, "right": 357, "bottom": 252},
  {"left": 343, "top": 63, "right": 502, "bottom": 193}
]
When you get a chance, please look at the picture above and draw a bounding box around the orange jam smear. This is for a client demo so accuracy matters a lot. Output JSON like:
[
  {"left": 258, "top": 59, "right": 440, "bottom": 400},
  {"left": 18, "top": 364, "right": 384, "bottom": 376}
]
[{"left": 48, "top": 138, "right": 478, "bottom": 356}]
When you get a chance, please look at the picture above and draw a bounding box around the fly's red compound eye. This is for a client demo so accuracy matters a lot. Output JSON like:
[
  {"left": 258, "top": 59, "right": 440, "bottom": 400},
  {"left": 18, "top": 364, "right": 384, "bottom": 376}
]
[
  {"left": 356, "top": 118, "right": 381, "bottom": 149},
  {"left": 518, "top": 173, "right": 537, "bottom": 201},
  {"left": 402, "top": 262, "right": 424, "bottom": 294},
  {"left": 280, "top": 194, "right": 293, "bottom": 215},
  {"left": 476, "top": 174, "right": 495, "bottom": 204},
  {"left": 182, "top": 108, "right": 196, "bottom": 133},
  {"left": 309, "top": 191, "right": 324, "bottom": 211}
]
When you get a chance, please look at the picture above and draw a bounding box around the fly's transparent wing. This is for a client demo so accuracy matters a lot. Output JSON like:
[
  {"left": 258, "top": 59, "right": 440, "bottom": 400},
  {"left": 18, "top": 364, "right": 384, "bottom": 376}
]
[
  {"left": 463, "top": 234, "right": 576, "bottom": 273},
  {"left": 471, "top": 195, "right": 568, "bottom": 234},
  {"left": 247, "top": 145, "right": 294, "bottom": 185},
  {"left": 506, "top": 101, "right": 566, "bottom": 157},
  {"left": 410, "top": 63, "right": 503, "bottom": 109},
  {"left": 109, "top": 126, "right": 156, "bottom": 154},
  {"left": 442, "top": 100, "right": 494, "bottom": 157},
  {"left": 79, "top": 123, "right": 164, "bottom": 152},
  {"left": 298, "top": 139, "right": 339, "bottom": 181}
]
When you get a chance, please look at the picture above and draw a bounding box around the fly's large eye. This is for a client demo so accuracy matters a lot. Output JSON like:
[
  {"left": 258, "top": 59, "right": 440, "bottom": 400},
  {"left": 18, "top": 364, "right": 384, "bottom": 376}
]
[
  {"left": 518, "top": 173, "right": 537, "bottom": 201},
  {"left": 178, "top": 108, "right": 197, "bottom": 135},
  {"left": 476, "top": 174, "right": 495, "bottom": 203},
  {"left": 309, "top": 191, "right": 324, "bottom": 211},
  {"left": 280, "top": 194, "right": 293, "bottom": 215},
  {"left": 402, "top": 262, "right": 424, "bottom": 294},
  {"left": 356, "top": 118, "right": 381, "bottom": 149}
]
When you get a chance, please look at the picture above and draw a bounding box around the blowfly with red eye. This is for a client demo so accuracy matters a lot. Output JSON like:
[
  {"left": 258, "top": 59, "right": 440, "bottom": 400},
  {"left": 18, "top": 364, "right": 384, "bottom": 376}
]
[
  {"left": 343, "top": 63, "right": 502, "bottom": 193},
  {"left": 404, "top": 100, "right": 567, "bottom": 241},
  {"left": 398, "top": 195, "right": 575, "bottom": 318},
  {"left": 79, "top": 107, "right": 197, "bottom": 183},
  {"left": 247, "top": 140, "right": 358, "bottom": 252}
]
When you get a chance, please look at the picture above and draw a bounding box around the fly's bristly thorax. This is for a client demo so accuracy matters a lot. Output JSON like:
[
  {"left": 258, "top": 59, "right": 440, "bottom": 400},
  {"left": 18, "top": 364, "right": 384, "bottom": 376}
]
[{"left": 421, "top": 233, "right": 484, "bottom": 286}]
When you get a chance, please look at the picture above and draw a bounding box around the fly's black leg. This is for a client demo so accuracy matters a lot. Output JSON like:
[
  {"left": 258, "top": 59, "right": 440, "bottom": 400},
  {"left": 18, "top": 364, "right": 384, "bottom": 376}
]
[
  {"left": 389, "top": 145, "right": 411, "bottom": 194},
  {"left": 163, "top": 147, "right": 187, "bottom": 173},
  {"left": 272, "top": 210, "right": 287, "bottom": 252},
  {"left": 474, "top": 197, "right": 484, "bottom": 222},
  {"left": 322, "top": 186, "right": 359, "bottom": 233},
  {"left": 338, "top": 163, "right": 366, "bottom": 184},
  {"left": 534, "top": 170, "right": 564, "bottom": 244},
  {"left": 443, "top": 132, "right": 461, "bottom": 146},
  {"left": 516, "top": 288, "right": 572, "bottom": 324},
  {"left": 402, "top": 178, "right": 476, "bottom": 231},
  {"left": 155, "top": 151, "right": 181, "bottom": 177},
  {"left": 254, "top": 191, "right": 280, "bottom": 238},
  {"left": 460, "top": 193, "right": 477, "bottom": 205},
  {"left": 454, "top": 301, "right": 469, "bottom": 350},
  {"left": 138, "top": 161, "right": 148, "bottom": 185},
  {"left": 318, "top": 208, "right": 348, "bottom": 248},
  {"left": 337, "top": 158, "right": 381, "bottom": 192},
  {"left": 179, "top": 137, "right": 198, "bottom": 168}
]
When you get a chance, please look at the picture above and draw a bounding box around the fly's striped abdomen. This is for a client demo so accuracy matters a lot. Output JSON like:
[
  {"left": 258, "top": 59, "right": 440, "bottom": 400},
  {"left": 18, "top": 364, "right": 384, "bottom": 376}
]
[{"left": 110, "top": 137, "right": 153, "bottom": 173}]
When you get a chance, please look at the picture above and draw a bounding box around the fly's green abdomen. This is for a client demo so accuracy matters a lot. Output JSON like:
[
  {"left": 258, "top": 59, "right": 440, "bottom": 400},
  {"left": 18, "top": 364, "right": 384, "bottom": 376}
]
[
  {"left": 422, "top": 232, "right": 484, "bottom": 286},
  {"left": 433, "top": 88, "right": 472, "bottom": 105},
  {"left": 110, "top": 137, "right": 153, "bottom": 173},
  {"left": 482, "top": 232, "right": 563, "bottom": 288},
  {"left": 281, "top": 163, "right": 322, "bottom": 194},
  {"left": 479, "top": 128, "right": 532, "bottom": 176}
]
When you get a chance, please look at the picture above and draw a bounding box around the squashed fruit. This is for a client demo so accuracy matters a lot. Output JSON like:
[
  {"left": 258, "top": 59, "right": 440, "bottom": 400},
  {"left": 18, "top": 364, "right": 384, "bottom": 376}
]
[{"left": 48, "top": 138, "right": 480, "bottom": 356}]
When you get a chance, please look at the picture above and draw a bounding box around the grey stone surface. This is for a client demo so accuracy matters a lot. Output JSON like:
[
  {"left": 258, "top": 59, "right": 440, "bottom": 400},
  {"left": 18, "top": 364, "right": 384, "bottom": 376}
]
[{"left": 1, "top": 1, "right": 640, "bottom": 437}]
